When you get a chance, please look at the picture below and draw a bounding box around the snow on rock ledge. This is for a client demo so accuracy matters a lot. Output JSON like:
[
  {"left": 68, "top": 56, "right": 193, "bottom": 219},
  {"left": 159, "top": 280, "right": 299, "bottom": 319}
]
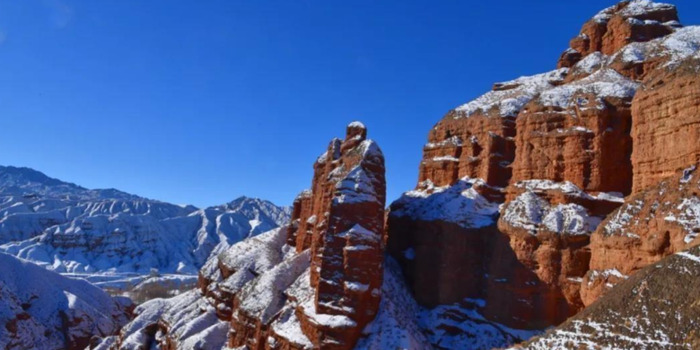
[{"left": 391, "top": 178, "right": 500, "bottom": 229}]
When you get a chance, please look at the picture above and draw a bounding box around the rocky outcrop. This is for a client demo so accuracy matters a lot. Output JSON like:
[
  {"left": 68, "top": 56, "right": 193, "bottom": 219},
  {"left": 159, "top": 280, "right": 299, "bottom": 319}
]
[
  {"left": 0, "top": 253, "right": 131, "bottom": 350},
  {"left": 494, "top": 181, "right": 624, "bottom": 327},
  {"left": 557, "top": 0, "right": 679, "bottom": 68},
  {"left": 417, "top": 69, "right": 567, "bottom": 189},
  {"left": 518, "top": 245, "right": 700, "bottom": 350},
  {"left": 279, "top": 121, "right": 386, "bottom": 349},
  {"left": 99, "top": 122, "right": 387, "bottom": 350},
  {"left": 581, "top": 165, "right": 700, "bottom": 305},
  {"left": 631, "top": 56, "right": 700, "bottom": 192},
  {"left": 509, "top": 68, "right": 637, "bottom": 195},
  {"left": 388, "top": 0, "right": 700, "bottom": 336}
]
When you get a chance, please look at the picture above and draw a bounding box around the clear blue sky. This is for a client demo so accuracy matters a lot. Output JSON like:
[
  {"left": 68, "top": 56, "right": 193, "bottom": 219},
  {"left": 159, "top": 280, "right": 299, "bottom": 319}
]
[{"left": 1, "top": 1, "right": 699, "bottom": 208}]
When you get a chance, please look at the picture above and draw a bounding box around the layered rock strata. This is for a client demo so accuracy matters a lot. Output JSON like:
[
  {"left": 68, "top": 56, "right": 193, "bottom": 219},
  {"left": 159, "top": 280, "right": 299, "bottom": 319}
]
[
  {"left": 581, "top": 164, "right": 700, "bottom": 305},
  {"left": 557, "top": 0, "right": 679, "bottom": 68},
  {"left": 388, "top": 0, "right": 700, "bottom": 333},
  {"left": 631, "top": 56, "right": 700, "bottom": 192},
  {"left": 98, "top": 122, "right": 387, "bottom": 350}
]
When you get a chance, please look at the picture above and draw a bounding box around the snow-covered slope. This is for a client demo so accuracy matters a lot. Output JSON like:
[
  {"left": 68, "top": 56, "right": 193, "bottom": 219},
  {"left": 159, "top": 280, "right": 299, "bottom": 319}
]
[
  {"left": 0, "top": 253, "right": 132, "bottom": 350},
  {"left": 517, "top": 245, "right": 700, "bottom": 349},
  {"left": 0, "top": 165, "right": 290, "bottom": 275},
  {"left": 95, "top": 227, "right": 539, "bottom": 350}
]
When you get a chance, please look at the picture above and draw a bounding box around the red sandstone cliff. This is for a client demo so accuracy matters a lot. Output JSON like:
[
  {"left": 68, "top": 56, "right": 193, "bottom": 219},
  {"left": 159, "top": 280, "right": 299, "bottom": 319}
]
[
  {"left": 92, "top": 1, "right": 700, "bottom": 349},
  {"left": 581, "top": 164, "right": 700, "bottom": 305},
  {"left": 388, "top": 0, "right": 700, "bottom": 334},
  {"left": 202, "top": 122, "right": 386, "bottom": 350},
  {"left": 99, "top": 122, "right": 387, "bottom": 350}
]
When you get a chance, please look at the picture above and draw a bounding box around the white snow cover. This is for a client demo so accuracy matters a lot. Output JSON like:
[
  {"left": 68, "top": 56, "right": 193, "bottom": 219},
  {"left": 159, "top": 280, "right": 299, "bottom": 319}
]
[
  {"left": 355, "top": 258, "right": 432, "bottom": 349},
  {"left": 0, "top": 166, "right": 290, "bottom": 277},
  {"left": 603, "top": 199, "right": 645, "bottom": 237},
  {"left": 105, "top": 290, "right": 229, "bottom": 350},
  {"left": 454, "top": 69, "right": 568, "bottom": 118},
  {"left": 348, "top": 121, "right": 366, "bottom": 129},
  {"left": 424, "top": 136, "right": 462, "bottom": 150},
  {"left": 537, "top": 69, "right": 639, "bottom": 108},
  {"left": 0, "top": 253, "right": 130, "bottom": 349},
  {"left": 661, "top": 26, "right": 700, "bottom": 66},
  {"left": 607, "top": 25, "right": 700, "bottom": 68},
  {"left": 334, "top": 165, "right": 381, "bottom": 205},
  {"left": 391, "top": 178, "right": 500, "bottom": 229},
  {"left": 663, "top": 197, "right": 700, "bottom": 244},
  {"left": 572, "top": 51, "right": 607, "bottom": 74},
  {"left": 270, "top": 305, "right": 314, "bottom": 348},
  {"left": 592, "top": 0, "right": 675, "bottom": 23},
  {"left": 501, "top": 192, "right": 602, "bottom": 235},
  {"left": 214, "top": 226, "right": 292, "bottom": 277},
  {"left": 515, "top": 180, "right": 624, "bottom": 203},
  {"left": 237, "top": 250, "right": 311, "bottom": 323}
]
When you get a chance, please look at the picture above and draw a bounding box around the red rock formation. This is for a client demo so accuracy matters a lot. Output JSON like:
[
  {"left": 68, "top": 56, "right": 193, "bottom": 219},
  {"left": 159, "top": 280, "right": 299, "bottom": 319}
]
[
  {"left": 510, "top": 69, "right": 637, "bottom": 195},
  {"left": 285, "top": 121, "right": 386, "bottom": 349},
  {"left": 388, "top": 0, "right": 700, "bottom": 333},
  {"left": 417, "top": 69, "right": 567, "bottom": 189},
  {"left": 493, "top": 181, "right": 624, "bottom": 327},
  {"left": 581, "top": 164, "right": 700, "bottom": 305},
  {"left": 166, "top": 122, "right": 386, "bottom": 350},
  {"left": 631, "top": 57, "right": 700, "bottom": 192},
  {"left": 557, "top": 0, "right": 678, "bottom": 68}
]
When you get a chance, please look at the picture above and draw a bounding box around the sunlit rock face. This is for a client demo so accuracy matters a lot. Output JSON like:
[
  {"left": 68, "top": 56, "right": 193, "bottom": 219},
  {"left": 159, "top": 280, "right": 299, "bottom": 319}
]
[
  {"left": 581, "top": 165, "right": 700, "bottom": 306},
  {"left": 631, "top": 56, "right": 700, "bottom": 193},
  {"left": 557, "top": 0, "right": 679, "bottom": 68},
  {"left": 98, "top": 122, "right": 387, "bottom": 350},
  {"left": 388, "top": 0, "right": 700, "bottom": 335}
]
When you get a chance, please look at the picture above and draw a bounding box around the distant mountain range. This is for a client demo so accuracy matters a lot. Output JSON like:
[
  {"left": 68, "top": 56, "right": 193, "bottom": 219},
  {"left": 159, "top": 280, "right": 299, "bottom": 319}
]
[{"left": 0, "top": 165, "right": 291, "bottom": 275}]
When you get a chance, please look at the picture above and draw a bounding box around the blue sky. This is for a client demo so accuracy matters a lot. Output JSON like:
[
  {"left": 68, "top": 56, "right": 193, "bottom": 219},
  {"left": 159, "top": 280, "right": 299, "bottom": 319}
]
[{"left": 1, "top": 1, "right": 699, "bottom": 208}]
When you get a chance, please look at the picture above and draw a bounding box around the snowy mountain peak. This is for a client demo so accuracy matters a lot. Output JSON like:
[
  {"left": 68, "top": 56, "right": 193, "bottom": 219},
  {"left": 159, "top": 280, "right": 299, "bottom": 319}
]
[
  {"left": 0, "top": 165, "right": 291, "bottom": 276},
  {"left": 0, "top": 165, "right": 141, "bottom": 201}
]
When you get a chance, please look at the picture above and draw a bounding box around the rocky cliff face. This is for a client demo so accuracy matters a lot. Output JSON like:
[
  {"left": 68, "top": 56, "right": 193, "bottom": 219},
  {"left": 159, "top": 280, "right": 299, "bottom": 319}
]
[
  {"left": 0, "top": 253, "right": 131, "bottom": 350},
  {"left": 388, "top": 0, "right": 700, "bottom": 336},
  {"left": 557, "top": 0, "right": 679, "bottom": 68},
  {"left": 91, "top": 1, "right": 700, "bottom": 349},
  {"left": 97, "top": 122, "right": 388, "bottom": 350},
  {"left": 631, "top": 56, "right": 700, "bottom": 192},
  {"left": 581, "top": 164, "right": 700, "bottom": 305},
  {"left": 228, "top": 122, "right": 387, "bottom": 350}
]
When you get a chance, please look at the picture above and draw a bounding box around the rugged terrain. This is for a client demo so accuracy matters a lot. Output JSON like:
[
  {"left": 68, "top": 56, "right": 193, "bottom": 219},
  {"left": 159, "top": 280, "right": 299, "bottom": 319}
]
[
  {"left": 4, "top": 1, "right": 700, "bottom": 349},
  {"left": 388, "top": 0, "right": 700, "bottom": 338},
  {"left": 0, "top": 253, "right": 132, "bottom": 350},
  {"left": 95, "top": 122, "right": 391, "bottom": 349},
  {"left": 0, "top": 166, "right": 290, "bottom": 289},
  {"left": 517, "top": 245, "right": 700, "bottom": 349}
]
